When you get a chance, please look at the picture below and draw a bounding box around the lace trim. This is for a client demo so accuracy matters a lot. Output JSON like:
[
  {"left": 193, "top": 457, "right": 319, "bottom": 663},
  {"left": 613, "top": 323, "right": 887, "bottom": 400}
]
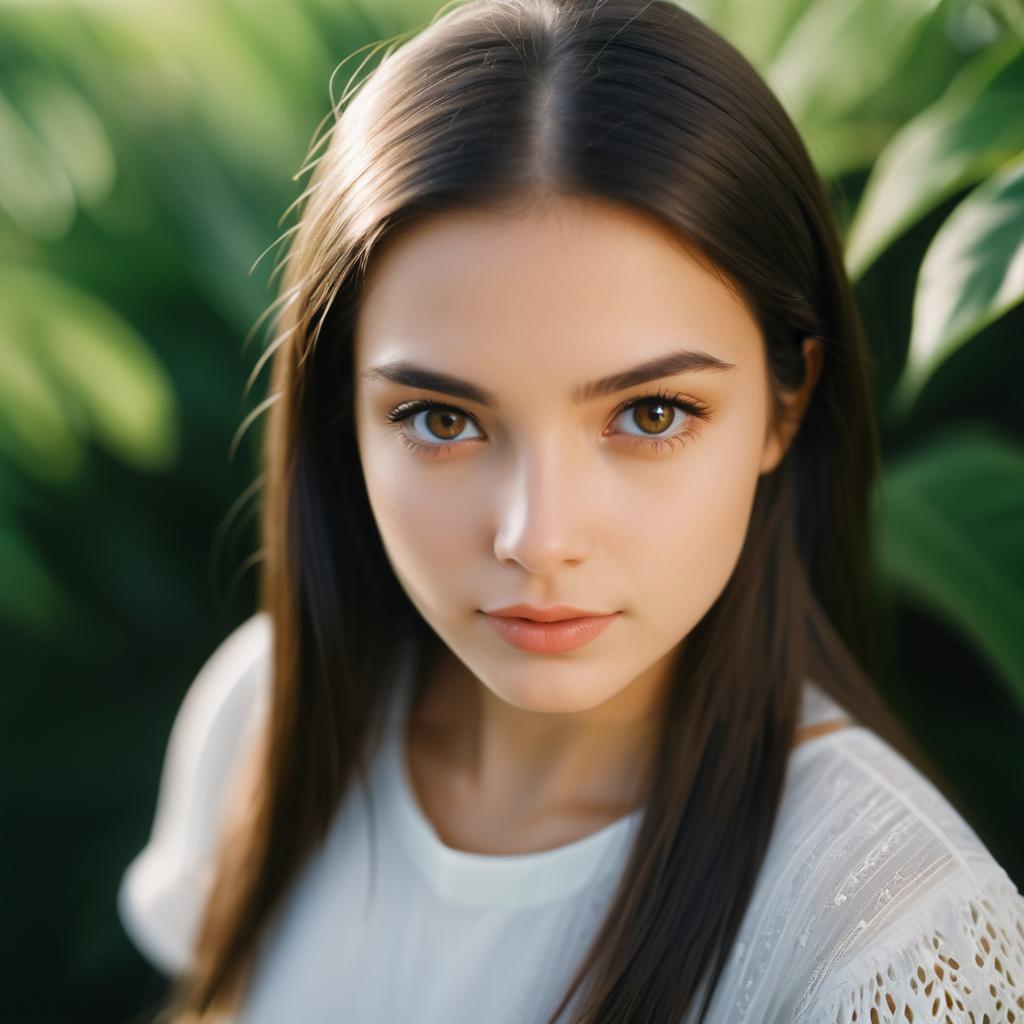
[{"left": 797, "top": 876, "right": 1024, "bottom": 1023}]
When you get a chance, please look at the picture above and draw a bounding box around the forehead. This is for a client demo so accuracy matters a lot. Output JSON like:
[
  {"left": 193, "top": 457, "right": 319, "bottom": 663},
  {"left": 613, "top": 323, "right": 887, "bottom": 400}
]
[{"left": 353, "top": 196, "right": 763, "bottom": 385}]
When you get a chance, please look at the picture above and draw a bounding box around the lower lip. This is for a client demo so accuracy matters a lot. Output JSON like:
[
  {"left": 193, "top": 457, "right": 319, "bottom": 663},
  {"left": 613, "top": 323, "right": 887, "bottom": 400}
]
[{"left": 483, "top": 613, "right": 619, "bottom": 654}]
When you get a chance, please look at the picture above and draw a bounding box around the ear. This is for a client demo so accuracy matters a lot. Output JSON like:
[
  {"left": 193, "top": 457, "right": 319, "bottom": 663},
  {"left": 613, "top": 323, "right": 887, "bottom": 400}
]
[{"left": 760, "top": 336, "right": 823, "bottom": 474}]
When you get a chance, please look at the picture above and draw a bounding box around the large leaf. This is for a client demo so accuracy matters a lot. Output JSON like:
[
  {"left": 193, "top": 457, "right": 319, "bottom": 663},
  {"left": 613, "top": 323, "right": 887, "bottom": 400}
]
[
  {"left": 697, "top": 0, "right": 814, "bottom": 69},
  {"left": 766, "top": 0, "right": 942, "bottom": 130},
  {"left": 0, "top": 317, "right": 83, "bottom": 483},
  {"left": 14, "top": 72, "right": 116, "bottom": 211},
  {"left": 0, "top": 265, "right": 180, "bottom": 482},
  {"left": 846, "top": 37, "right": 1024, "bottom": 280},
  {"left": 890, "top": 151, "right": 1024, "bottom": 416},
  {"left": 800, "top": 117, "right": 904, "bottom": 182},
  {"left": 874, "top": 427, "right": 1024, "bottom": 712},
  {"left": 0, "top": 518, "right": 63, "bottom": 631},
  {"left": 0, "top": 87, "right": 75, "bottom": 239}
]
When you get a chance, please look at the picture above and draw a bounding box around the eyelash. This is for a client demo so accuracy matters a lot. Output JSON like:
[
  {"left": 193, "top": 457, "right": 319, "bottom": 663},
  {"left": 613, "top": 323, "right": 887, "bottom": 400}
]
[{"left": 384, "top": 387, "right": 712, "bottom": 458}]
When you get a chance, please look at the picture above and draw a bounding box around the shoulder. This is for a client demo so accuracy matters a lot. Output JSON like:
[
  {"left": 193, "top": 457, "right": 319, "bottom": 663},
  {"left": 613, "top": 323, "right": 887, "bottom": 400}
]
[
  {"left": 773, "top": 728, "right": 1024, "bottom": 1023},
  {"left": 117, "top": 612, "right": 273, "bottom": 975},
  {"left": 167, "top": 612, "right": 272, "bottom": 762},
  {"left": 790, "top": 870, "right": 1024, "bottom": 1023}
]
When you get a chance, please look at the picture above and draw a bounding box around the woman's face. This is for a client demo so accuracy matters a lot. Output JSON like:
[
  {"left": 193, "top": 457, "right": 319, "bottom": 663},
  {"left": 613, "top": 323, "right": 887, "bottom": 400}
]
[{"left": 354, "top": 195, "right": 807, "bottom": 718}]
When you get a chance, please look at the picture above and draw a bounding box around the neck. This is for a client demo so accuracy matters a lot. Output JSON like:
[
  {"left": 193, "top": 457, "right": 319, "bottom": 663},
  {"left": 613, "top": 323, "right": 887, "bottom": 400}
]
[{"left": 408, "top": 635, "right": 675, "bottom": 827}]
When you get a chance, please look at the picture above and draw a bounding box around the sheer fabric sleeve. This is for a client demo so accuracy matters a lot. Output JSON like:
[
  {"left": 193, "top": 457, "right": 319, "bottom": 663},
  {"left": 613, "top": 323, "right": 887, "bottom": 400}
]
[
  {"left": 117, "top": 612, "right": 272, "bottom": 976},
  {"left": 792, "top": 871, "right": 1024, "bottom": 1024}
]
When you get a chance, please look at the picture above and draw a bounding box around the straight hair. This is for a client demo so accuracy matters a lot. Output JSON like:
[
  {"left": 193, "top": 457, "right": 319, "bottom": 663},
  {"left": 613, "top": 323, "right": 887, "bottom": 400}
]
[{"left": 164, "top": 1, "right": 954, "bottom": 1020}]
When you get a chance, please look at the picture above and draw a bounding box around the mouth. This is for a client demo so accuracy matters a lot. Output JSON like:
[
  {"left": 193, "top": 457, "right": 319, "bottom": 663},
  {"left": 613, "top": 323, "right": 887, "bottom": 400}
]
[
  {"left": 481, "top": 609, "right": 620, "bottom": 654},
  {"left": 483, "top": 603, "right": 616, "bottom": 623}
]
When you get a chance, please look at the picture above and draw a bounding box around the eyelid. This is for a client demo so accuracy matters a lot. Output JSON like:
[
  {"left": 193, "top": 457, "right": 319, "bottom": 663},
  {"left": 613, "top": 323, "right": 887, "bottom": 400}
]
[
  {"left": 386, "top": 387, "right": 711, "bottom": 422},
  {"left": 385, "top": 388, "right": 712, "bottom": 453},
  {"left": 612, "top": 387, "right": 710, "bottom": 418}
]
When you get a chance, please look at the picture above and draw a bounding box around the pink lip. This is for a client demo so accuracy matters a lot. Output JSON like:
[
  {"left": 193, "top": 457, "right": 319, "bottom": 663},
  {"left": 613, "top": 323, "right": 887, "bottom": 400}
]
[
  {"left": 482, "top": 611, "right": 620, "bottom": 654},
  {"left": 484, "top": 603, "right": 613, "bottom": 622}
]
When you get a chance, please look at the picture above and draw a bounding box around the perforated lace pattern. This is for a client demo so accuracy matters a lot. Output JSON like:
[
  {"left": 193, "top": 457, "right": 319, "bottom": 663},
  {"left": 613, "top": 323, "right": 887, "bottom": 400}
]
[{"left": 798, "top": 891, "right": 1024, "bottom": 1023}]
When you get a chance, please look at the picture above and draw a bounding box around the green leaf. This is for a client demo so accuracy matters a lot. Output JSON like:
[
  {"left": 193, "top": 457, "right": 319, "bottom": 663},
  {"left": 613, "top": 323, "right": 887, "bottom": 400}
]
[
  {"left": 0, "top": 323, "right": 84, "bottom": 483},
  {"left": 0, "top": 265, "right": 180, "bottom": 479},
  {"left": 846, "top": 37, "right": 1024, "bottom": 280},
  {"left": 890, "top": 151, "right": 1024, "bottom": 416},
  {"left": 766, "top": 0, "right": 942, "bottom": 129},
  {"left": 14, "top": 72, "right": 116, "bottom": 210},
  {"left": 0, "top": 87, "right": 75, "bottom": 239},
  {"left": 697, "top": 0, "right": 814, "bottom": 69},
  {"left": 802, "top": 117, "right": 903, "bottom": 181},
  {"left": 0, "top": 519, "right": 63, "bottom": 631},
  {"left": 875, "top": 427, "right": 1024, "bottom": 712}
]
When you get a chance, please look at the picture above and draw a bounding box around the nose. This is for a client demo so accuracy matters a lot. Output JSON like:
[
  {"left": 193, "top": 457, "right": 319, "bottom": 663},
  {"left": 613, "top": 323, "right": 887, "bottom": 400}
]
[{"left": 492, "top": 436, "right": 594, "bottom": 574}]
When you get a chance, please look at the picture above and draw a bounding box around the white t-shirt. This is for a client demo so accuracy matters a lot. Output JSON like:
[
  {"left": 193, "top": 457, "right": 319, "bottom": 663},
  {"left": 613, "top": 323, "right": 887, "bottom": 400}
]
[{"left": 119, "top": 613, "right": 1024, "bottom": 1023}]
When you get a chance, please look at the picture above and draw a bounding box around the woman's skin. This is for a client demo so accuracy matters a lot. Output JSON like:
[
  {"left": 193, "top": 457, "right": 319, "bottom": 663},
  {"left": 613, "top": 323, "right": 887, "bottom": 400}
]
[{"left": 353, "top": 193, "right": 838, "bottom": 855}]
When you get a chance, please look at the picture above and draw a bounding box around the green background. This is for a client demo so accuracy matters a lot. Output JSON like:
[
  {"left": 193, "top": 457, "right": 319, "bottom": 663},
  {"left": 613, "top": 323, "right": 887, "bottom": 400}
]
[{"left": 1, "top": 1, "right": 1021, "bottom": 1020}]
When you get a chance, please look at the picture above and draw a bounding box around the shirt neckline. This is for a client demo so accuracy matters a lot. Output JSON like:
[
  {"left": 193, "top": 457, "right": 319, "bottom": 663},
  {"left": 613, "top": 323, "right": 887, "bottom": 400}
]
[{"left": 377, "top": 631, "right": 850, "bottom": 909}]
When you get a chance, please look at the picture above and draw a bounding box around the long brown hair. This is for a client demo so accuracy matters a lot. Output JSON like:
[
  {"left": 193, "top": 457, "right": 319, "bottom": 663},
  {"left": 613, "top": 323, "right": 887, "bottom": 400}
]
[{"left": 165, "top": 0, "right": 954, "bottom": 1020}]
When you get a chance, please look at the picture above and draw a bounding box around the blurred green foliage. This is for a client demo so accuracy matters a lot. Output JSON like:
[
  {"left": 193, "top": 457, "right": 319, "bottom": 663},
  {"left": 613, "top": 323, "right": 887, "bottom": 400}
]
[{"left": 0, "top": 0, "right": 1020, "bottom": 1021}]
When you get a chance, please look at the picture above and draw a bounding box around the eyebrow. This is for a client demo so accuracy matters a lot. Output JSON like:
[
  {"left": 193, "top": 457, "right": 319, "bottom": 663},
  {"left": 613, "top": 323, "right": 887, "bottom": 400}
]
[{"left": 360, "top": 347, "right": 736, "bottom": 407}]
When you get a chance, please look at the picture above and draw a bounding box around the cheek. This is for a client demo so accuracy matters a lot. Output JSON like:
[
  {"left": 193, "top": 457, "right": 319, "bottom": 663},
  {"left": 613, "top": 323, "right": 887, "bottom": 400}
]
[
  {"left": 618, "top": 411, "right": 764, "bottom": 622},
  {"left": 358, "top": 438, "right": 482, "bottom": 587}
]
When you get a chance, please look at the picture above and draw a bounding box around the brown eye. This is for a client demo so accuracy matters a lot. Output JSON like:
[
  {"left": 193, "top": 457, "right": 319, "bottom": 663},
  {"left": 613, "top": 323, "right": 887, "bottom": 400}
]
[
  {"left": 385, "top": 400, "right": 485, "bottom": 449},
  {"left": 630, "top": 399, "right": 676, "bottom": 435},
  {"left": 613, "top": 397, "right": 687, "bottom": 438},
  {"left": 423, "top": 407, "right": 468, "bottom": 441},
  {"left": 609, "top": 389, "right": 712, "bottom": 453},
  {"left": 386, "top": 390, "right": 710, "bottom": 459}
]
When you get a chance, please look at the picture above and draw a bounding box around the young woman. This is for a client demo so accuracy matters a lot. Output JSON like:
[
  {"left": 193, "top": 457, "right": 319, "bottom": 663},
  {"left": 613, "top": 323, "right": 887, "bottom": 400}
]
[{"left": 118, "top": 1, "right": 1024, "bottom": 1021}]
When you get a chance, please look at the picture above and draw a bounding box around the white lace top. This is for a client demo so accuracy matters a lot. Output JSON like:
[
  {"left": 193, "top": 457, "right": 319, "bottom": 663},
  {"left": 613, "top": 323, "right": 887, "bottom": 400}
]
[{"left": 118, "top": 613, "right": 1024, "bottom": 1023}]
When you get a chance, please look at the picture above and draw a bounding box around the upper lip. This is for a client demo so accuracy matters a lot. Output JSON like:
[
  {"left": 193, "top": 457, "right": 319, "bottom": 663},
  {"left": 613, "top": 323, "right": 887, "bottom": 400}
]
[{"left": 483, "top": 604, "right": 616, "bottom": 622}]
